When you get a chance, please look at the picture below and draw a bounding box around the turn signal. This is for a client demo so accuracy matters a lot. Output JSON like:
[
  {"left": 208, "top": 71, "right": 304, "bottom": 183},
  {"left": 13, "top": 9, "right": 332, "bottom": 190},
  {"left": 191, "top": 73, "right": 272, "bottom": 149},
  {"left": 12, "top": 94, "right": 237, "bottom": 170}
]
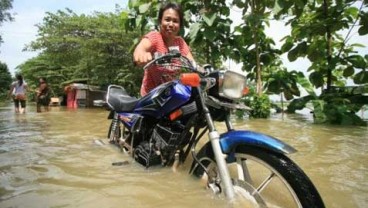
[
  {"left": 170, "top": 109, "right": 183, "bottom": 121},
  {"left": 243, "top": 87, "right": 249, "bottom": 95},
  {"left": 180, "top": 73, "right": 200, "bottom": 87}
]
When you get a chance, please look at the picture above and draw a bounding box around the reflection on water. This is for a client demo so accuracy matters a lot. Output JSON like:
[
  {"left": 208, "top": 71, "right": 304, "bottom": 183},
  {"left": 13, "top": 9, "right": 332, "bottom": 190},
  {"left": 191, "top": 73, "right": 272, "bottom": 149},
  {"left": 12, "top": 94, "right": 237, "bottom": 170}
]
[{"left": 0, "top": 103, "right": 367, "bottom": 208}]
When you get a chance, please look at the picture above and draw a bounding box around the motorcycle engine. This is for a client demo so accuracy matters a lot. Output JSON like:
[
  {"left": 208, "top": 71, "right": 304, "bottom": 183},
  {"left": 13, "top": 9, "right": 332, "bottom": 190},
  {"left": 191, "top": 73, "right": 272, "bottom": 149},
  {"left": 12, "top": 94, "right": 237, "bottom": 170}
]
[{"left": 134, "top": 122, "right": 190, "bottom": 168}]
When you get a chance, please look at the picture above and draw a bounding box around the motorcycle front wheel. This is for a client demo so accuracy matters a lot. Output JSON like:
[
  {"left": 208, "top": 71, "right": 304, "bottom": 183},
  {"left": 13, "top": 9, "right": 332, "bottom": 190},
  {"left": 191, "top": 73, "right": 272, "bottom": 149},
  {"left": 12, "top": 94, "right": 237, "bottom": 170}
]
[{"left": 192, "top": 144, "right": 325, "bottom": 208}]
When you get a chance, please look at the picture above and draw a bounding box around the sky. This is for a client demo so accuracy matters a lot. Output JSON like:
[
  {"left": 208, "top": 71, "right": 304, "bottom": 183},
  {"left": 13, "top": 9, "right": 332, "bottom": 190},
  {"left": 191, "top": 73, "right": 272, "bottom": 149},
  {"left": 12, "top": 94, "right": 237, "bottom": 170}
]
[
  {"left": 0, "top": 0, "right": 367, "bottom": 77},
  {"left": 0, "top": 0, "right": 128, "bottom": 76}
]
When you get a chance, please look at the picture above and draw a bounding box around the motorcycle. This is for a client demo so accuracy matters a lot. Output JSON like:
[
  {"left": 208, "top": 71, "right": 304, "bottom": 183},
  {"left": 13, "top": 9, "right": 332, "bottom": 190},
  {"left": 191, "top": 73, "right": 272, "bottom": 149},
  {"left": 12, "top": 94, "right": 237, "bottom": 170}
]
[{"left": 105, "top": 49, "right": 325, "bottom": 207}]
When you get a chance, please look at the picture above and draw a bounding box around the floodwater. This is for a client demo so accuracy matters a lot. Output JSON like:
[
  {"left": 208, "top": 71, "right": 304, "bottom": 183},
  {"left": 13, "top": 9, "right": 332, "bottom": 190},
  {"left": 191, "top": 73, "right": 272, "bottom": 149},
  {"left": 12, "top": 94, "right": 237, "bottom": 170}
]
[{"left": 0, "top": 103, "right": 367, "bottom": 208}]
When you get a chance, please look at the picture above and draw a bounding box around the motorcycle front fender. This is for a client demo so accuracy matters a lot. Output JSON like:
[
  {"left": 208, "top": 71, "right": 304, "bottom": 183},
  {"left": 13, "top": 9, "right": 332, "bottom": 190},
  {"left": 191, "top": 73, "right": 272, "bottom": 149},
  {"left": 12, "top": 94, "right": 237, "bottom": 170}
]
[{"left": 220, "top": 130, "right": 296, "bottom": 155}]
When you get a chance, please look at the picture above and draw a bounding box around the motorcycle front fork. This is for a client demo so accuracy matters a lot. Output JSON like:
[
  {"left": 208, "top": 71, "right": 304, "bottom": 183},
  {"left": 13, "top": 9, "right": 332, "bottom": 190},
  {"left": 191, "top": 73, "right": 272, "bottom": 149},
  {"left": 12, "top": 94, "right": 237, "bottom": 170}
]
[
  {"left": 208, "top": 130, "right": 235, "bottom": 200},
  {"left": 196, "top": 87, "right": 235, "bottom": 200}
]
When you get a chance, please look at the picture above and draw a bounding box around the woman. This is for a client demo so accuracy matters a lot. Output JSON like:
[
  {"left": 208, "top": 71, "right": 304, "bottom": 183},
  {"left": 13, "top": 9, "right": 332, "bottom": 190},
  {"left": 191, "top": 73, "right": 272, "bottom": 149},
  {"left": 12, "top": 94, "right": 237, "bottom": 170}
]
[
  {"left": 36, "top": 77, "right": 51, "bottom": 112},
  {"left": 133, "top": 2, "right": 196, "bottom": 96},
  {"left": 9, "top": 74, "right": 28, "bottom": 113}
]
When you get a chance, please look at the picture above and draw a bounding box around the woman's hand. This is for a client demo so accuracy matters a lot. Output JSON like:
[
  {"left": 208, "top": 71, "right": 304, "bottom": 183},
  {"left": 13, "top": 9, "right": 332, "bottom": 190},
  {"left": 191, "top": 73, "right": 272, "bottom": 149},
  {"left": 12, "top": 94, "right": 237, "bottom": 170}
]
[{"left": 133, "top": 51, "right": 152, "bottom": 66}]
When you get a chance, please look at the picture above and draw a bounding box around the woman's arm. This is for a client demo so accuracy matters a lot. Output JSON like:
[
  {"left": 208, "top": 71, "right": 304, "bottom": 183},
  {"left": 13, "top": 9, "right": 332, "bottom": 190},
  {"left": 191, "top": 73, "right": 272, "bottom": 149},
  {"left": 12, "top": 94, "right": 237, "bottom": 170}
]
[
  {"left": 133, "top": 38, "right": 153, "bottom": 66},
  {"left": 186, "top": 50, "right": 194, "bottom": 62}
]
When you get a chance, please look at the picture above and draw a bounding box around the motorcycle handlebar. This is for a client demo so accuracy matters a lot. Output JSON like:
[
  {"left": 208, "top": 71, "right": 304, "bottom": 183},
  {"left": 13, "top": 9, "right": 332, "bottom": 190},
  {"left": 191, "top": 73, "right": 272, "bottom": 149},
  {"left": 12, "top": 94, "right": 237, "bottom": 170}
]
[{"left": 142, "top": 51, "right": 194, "bottom": 71}]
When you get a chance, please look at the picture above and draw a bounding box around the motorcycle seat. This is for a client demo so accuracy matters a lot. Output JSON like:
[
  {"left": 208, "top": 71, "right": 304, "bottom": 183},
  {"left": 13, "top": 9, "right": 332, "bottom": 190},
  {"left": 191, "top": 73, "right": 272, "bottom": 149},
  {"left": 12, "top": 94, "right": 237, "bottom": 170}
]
[
  {"left": 107, "top": 86, "right": 139, "bottom": 112},
  {"left": 109, "top": 95, "right": 139, "bottom": 112}
]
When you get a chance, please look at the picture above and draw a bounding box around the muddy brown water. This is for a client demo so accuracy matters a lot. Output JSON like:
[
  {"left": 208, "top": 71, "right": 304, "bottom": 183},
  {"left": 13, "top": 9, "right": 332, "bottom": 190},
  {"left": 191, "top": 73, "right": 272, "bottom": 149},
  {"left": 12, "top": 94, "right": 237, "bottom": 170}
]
[{"left": 0, "top": 103, "right": 367, "bottom": 208}]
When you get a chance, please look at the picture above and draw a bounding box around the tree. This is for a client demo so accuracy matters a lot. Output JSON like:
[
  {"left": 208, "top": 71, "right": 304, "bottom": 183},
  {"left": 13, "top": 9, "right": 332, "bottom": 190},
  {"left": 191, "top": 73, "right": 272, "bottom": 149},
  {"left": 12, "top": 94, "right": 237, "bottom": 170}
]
[
  {"left": 14, "top": 0, "right": 367, "bottom": 125},
  {"left": 21, "top": 9, "right": 142, "bottom": 96},
  {"left": 0, "top": 61, "right": 12, "bottom": 99},
  {"left": 0, "top": 0, "right": 14, "bottom": 45},
  {"left": 279, "top": 0, "right": 367, "bottom": 92},
  {"left": 277, "top": 0, "right": 368, "bottom": 125}
]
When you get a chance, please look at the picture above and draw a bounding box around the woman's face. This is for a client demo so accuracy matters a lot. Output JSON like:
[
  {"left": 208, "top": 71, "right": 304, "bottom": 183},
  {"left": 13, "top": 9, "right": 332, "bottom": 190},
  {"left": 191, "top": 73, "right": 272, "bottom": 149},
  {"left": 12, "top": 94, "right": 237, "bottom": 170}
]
[{"left": 160, "top": 8, "right": 180, "bottom": 40}]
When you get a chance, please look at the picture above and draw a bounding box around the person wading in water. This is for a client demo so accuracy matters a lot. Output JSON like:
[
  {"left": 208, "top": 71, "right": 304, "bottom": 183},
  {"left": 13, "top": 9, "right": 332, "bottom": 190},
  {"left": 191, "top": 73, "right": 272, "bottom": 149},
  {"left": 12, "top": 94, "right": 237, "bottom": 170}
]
[
  {"left": 36, "top": 77, "right": 51, "bottom": 112},
  {"left": 9, "top": 74, "right": 28, "bottom": 114}
]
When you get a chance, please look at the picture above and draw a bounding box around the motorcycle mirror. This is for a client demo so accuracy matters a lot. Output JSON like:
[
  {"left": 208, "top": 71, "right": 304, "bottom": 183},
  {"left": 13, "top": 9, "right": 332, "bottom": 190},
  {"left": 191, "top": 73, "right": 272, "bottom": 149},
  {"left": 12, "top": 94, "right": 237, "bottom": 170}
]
[{"left": 203, "top": 64, "right": 214, "bottom": 73}]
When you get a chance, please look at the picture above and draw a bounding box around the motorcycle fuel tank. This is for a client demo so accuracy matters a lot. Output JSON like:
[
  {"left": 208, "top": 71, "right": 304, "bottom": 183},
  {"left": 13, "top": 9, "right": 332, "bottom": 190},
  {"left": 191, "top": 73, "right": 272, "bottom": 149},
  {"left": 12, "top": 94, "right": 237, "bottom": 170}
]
[{"left": 134, "top": 81, "right": 192, "bottom": 119}]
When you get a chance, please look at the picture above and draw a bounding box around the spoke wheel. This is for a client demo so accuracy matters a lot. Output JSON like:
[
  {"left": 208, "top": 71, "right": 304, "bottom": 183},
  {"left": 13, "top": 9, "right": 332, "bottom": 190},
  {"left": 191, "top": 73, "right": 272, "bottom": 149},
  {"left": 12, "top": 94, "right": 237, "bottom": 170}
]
[{"left": 192, "top": 144, "right": 324, "bottom": 208}]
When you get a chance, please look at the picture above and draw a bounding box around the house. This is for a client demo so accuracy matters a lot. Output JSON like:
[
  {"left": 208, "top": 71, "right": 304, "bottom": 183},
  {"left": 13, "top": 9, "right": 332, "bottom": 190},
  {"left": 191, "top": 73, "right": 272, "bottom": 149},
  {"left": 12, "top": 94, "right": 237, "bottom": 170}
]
[{"left": 64, "top": 83, "right": 106, "bottom": 108}]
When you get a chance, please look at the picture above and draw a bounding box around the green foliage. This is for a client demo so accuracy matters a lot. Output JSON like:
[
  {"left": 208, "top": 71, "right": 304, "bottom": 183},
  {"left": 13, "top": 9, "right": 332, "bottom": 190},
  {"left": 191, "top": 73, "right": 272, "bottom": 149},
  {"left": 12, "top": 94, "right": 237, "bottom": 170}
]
[
  {"left": 0, "top": 0, "right": 14, "bottom": 45},
  {"left": 249, "top": 94, "right": 271, "bottom": 118},
  {"left": 287, "top": 95, "right": 315, "bottom": 113},
  {"left": 288, "top": 85, "right": 368, "bottom": 125},
  {"left": 0, "top": 61, "right": 12, "bottom": 100},
  {"left": 280, "top": 0, "right": 368, "bottom": 89},
  {"left": 276, "top": 0, "right": 368, "bottom": 125},
  {"left": 263, "top": 60, "right": 304, "bottom": 100},
  {"left": 354, "top": 70, "right": 368, "bottom": 84},
  {"left": 358, "top": 10, "right": 368, "bottom": 35},
  {"left": 231, "top": 1, "right": 280, "bottom": 95},
  {"left": 5, "top": 0, "right": 367, "bottom": 126},
  {"left": 20, "top": 9, "right": 142, "bottom": 97},
  {"left": 0, "top": 0, "right": 13, "bottom": 21},
  {"left": 312, "top": 98, "right": 366, "bottom": 126}
]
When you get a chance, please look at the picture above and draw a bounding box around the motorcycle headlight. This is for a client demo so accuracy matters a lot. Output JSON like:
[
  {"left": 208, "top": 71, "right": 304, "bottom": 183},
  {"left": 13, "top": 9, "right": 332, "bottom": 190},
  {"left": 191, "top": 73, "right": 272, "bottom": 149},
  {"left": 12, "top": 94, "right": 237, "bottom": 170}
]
[{"left": 220, "top": 70, "right": 247, "bottom": 100}]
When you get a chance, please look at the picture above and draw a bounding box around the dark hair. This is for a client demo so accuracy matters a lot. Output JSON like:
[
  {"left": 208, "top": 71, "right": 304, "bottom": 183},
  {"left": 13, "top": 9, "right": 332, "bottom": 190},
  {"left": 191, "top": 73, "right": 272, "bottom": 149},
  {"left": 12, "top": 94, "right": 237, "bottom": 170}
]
[
  {"left": 158, "top": 2, "right": 184, "bottom": 29},
  {"left": 39, "top": 77, "right": 47, "bottom": 83},
  {"left": 16, "top": 74, "right": 23, "bottom": 86}
]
